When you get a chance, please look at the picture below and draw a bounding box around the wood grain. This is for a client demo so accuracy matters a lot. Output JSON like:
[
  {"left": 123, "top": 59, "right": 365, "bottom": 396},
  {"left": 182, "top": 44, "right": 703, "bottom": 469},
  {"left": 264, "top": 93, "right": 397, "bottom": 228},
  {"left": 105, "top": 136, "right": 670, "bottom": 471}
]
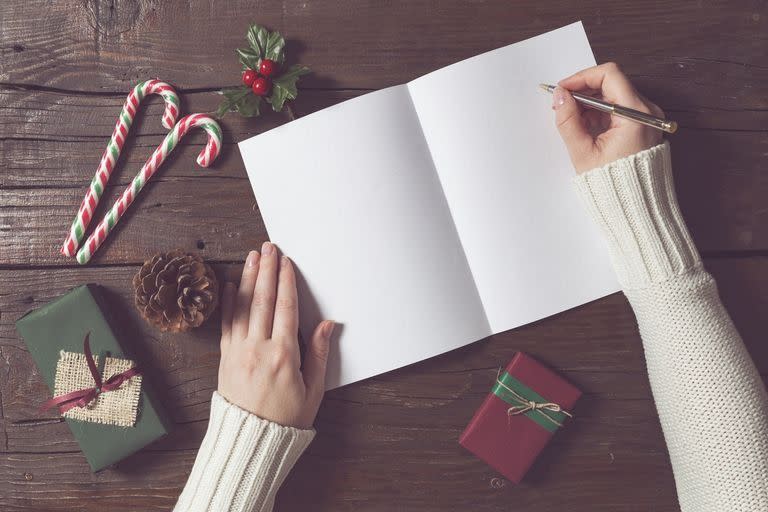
[
  {"left": 0, "top": 1, "right": 766, "bottom": 102},
  {"left": 1, "top": 0, "right": 767, "bottom": 510},
  {"left": 1, "top": 434, "right": 677, "bottom": 512}
]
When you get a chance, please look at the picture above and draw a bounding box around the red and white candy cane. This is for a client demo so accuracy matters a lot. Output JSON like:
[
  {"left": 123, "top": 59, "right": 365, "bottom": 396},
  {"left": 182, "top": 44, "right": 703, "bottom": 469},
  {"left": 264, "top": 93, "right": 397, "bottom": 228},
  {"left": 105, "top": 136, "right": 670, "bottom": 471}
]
[
  {"left": 75, "top": 114, "right": 223, "bottom": 264},
  {"left": 61, "top": 80, "right": 180, "bottom": 258}
]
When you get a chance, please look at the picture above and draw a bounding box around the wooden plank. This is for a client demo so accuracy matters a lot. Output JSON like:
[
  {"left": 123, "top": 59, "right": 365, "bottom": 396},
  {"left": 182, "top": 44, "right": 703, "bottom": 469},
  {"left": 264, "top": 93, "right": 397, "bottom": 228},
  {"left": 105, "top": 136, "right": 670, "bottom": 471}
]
[
  {"left": 0, "top": 1, "right": 766, "bottom": 109},
  {"left": 1, "top": 427, "right": 677, "bottom": 512}
]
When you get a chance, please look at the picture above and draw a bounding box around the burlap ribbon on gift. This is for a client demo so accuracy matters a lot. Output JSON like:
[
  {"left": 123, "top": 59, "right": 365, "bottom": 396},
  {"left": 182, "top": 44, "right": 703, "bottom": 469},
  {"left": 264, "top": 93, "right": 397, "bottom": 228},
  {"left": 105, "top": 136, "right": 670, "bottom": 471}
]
[{"left": 43, "top": 333, "right": 142, "bottom": 427}]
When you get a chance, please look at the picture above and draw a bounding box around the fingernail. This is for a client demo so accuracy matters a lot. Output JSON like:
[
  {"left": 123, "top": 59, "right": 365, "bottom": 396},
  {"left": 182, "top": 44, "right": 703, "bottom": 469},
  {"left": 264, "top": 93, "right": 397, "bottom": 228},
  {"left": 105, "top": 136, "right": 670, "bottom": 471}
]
[
  {"left": 553, "top": 86, "right": 566, "bottom": 108},
  {"left": 281, "top": 255, "right": 290, "bottom": 267},
  {"left": 262, "top": 241, "right": 273, "bottom": 255},
  {"left": 323, "top": 321, "right": 335, "bottom": 338},
  {"left": 246, "top": 251, "right": 259, "bottom": 267}
]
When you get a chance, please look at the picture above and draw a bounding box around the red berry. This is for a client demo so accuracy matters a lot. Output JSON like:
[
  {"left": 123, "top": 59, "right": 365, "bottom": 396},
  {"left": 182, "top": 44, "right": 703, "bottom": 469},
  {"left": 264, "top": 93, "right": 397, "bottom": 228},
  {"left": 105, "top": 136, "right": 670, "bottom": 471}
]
[
  {"left": 242, "top": 69, "right": 257, "bottom": 86},
  {"left": 259, "top": 59, "right": 277, "bottom": 77},
  {"left": 251, "top": 77, "right": 272, "bottom": 96}
]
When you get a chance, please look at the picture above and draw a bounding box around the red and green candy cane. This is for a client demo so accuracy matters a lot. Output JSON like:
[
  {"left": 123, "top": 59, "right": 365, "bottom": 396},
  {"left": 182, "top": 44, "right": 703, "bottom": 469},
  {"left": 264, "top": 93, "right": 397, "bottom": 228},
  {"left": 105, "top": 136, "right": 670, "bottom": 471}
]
[
  {"left": 61, "top": 80, "right": 180, "bottom": 258},
  {"left": 75, "top": 114, "right": 223, "bottom": 264}
]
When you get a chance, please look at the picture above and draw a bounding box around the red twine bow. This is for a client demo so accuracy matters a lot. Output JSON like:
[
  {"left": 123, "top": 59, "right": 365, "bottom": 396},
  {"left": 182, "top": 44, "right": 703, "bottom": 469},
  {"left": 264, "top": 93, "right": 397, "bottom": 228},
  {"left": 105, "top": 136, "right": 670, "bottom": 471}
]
[{"left": 40, "top": 333, "right": 141, "bottom": 414}]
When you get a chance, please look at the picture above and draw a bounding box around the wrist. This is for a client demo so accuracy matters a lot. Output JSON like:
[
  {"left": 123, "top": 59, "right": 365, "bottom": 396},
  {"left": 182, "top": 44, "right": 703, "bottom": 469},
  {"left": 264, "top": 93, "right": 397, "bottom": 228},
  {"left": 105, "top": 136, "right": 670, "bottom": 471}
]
[
  {"left": 216, "top": 380, "right": 316, "bottom": 429},
  {"left": 175, "top": 392, "right": 315, "bottom": 511},
  {"left": 573, "top": 141, "right": 701, "bottom": 289},
  {"left": 576, "top": 131, "right": 663, "bottom": 174}
]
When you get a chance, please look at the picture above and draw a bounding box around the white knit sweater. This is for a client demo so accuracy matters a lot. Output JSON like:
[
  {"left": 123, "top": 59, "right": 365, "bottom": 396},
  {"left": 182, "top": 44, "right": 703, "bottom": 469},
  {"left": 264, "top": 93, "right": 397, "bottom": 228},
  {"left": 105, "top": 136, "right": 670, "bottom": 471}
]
[
  {"left": 575, "top": 142, "right": 768, "bottom": 511},
  {"left": 173, "top": 392, "right": 315, "bottom": 512},
  {"left": 175, "top": 143, "right": 768, "bottom": 511}
]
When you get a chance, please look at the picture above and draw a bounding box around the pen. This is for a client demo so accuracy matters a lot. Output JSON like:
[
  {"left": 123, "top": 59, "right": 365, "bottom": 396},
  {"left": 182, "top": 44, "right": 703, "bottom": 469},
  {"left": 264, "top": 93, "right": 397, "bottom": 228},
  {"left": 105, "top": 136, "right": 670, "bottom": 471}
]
[{"left": 538, "top": 83, "right": 677, "bottom": 134}]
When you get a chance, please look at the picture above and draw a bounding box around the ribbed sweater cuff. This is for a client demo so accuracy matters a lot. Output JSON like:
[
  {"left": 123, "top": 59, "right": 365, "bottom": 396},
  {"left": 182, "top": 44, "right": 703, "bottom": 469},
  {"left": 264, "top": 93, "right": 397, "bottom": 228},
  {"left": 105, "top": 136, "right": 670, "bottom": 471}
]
[
  {"left": 573, "top": 142, "right": 702, "bottom": 290},
  {"left": 174, "top": 392, "right": 315, "bottom": 512}
]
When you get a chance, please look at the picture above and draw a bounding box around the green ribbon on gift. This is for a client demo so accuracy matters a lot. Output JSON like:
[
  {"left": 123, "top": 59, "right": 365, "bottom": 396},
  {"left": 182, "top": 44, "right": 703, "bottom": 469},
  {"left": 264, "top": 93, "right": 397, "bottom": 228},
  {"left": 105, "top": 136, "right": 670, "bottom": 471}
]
[{"left": 492, "top": 369, "right": 573, "bottom": 433}]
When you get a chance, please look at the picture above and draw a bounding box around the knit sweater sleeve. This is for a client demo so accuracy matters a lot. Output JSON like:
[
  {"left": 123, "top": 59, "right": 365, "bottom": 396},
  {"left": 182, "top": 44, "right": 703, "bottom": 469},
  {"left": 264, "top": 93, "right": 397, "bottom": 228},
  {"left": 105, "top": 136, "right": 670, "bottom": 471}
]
[
  {"left": 574, "top": 142, "right": 768, "bottom": 511},
  {"left": 173, "top": 392, "right": 315, "bottom": 512}
]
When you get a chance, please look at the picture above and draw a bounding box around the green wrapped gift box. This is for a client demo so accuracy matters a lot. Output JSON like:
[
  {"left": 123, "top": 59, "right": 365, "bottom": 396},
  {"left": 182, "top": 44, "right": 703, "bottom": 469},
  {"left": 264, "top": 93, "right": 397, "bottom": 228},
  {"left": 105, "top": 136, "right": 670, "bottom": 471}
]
[{"left": 15, "top": 284, "right": 170, "bottom": 471}]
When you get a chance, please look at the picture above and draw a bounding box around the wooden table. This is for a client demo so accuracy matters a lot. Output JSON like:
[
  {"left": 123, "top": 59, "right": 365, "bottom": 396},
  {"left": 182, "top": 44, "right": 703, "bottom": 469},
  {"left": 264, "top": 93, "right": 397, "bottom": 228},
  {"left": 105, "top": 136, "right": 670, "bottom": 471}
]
[{"left": 1, "top": 1, "right": 766, "bottom": 510}]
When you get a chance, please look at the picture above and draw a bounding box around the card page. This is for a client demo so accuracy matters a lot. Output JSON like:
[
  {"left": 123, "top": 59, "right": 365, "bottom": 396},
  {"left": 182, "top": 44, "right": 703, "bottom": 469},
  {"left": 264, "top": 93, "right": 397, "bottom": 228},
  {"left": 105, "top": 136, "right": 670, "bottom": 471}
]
[
  {"left": 407, "top": 22, "right": 620, "bottom": 332},
  {"left": 239, "top": 85, "right": 490, "bottom": 389}
]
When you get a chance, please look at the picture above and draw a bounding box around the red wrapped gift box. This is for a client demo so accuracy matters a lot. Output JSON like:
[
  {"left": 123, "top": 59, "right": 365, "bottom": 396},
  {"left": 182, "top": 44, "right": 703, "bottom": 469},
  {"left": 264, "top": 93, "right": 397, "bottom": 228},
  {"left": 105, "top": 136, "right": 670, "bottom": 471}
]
[{"left": 459, "top": 352, "right": 581, "bottom": 483}]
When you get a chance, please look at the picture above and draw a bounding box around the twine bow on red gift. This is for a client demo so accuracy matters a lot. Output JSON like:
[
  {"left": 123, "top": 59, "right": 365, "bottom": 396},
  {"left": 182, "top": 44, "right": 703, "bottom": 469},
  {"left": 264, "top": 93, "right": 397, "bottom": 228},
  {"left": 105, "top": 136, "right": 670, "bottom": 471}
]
[
  {"left": 493, "top": 368, "right": 573, "bottom": 432},
  {"left": 40, "top": 333, "right": 141, "bottom": 414}
]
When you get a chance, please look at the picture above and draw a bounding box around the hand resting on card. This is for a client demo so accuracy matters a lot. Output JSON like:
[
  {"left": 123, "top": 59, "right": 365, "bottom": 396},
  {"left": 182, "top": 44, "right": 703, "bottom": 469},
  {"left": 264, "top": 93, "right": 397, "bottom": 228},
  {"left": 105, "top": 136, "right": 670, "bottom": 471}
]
[{"left": 217, "top": 242, "right": 334, "bottom": 429}]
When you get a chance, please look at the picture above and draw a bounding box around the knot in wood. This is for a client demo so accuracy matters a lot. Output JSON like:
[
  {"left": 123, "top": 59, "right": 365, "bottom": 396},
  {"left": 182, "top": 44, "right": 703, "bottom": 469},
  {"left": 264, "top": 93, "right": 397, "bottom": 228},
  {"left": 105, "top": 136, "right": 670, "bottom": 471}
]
[{"left": 84, "top": 0, "right": 142, "bottom": 38}]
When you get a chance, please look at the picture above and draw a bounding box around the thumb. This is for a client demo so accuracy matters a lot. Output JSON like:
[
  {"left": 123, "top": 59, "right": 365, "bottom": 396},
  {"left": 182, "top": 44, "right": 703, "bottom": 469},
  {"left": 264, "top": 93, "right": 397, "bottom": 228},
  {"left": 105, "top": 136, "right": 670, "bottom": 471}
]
[
  {"left": 553, "top": 86, "right": 594, "bottom": 169},
  {"left": 303, "top": 320, "right": 334, "bottom": 396}
]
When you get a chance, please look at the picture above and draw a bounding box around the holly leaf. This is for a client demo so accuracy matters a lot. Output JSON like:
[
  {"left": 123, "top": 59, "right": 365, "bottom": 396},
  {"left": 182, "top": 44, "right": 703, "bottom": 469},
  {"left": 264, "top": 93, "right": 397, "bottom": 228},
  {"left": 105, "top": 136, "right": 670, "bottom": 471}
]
[
  {"left": 216, "top": 86, "right": 261, "bottom": 118},
  {"left": 266, "top": 64, "right": 310, "bottom": 111},
  {"left": 236, "top": 93, "right": 262, "bottom": 117},
  {"left": 246, "top": 24, "right": 269, "bottom": 57},
  {"left": 216, "top": 87, "right": 249, "bottom": 117},
  {"left": 263, "top": 31, "right": 286, "bottom": 64},
  {"left": 246, "top": 24, "right": 285, "bottom": 64},
  {"left": 236, "top": 47, "right": 260, "bottom": 70}
]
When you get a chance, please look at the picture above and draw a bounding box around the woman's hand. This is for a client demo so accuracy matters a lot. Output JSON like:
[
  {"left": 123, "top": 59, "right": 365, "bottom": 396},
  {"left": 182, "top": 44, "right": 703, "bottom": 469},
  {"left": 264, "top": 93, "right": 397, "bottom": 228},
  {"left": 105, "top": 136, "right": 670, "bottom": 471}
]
[
  {"left": 218, "top": 242, "right": 334, "bottom": 429},
  {"left": 552, "top": 62, "right": 664, "bottom": 173}
]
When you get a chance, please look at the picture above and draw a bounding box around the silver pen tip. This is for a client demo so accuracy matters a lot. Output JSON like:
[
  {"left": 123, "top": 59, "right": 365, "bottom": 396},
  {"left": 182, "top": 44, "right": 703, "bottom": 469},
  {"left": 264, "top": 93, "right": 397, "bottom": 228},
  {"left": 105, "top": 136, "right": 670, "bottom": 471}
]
[{"left": 538, "top": 83, "right": 554, "bottom": 93}]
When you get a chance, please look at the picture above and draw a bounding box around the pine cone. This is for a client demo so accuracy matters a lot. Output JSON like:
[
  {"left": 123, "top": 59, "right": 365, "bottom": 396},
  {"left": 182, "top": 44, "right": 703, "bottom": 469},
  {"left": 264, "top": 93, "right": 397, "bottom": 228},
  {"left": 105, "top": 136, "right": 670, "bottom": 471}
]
[{"left": 133, "top": 250, "right": 219, "bottom": 333}]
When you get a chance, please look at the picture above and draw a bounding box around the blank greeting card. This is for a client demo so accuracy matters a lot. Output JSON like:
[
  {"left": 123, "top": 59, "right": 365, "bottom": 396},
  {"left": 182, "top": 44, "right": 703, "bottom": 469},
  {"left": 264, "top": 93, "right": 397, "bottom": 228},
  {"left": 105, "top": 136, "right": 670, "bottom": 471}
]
[{"left": 239, "top": 22, "right": 619, "bottom": 389}]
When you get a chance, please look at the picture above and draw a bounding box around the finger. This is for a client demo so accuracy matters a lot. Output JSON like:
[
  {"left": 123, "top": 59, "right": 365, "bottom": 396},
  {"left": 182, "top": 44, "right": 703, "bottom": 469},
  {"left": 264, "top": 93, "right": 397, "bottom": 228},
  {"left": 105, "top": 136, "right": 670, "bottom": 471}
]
[
  {"left": 553, "top": 86, "right": 595, "bottom": 170},
  {"left": 559, "top": 62, "right": 640, "bottom": 106},
  {"left": 232, "top": 250, "right": 260, "bottom": 340},
  {"left": 303, "top": 320, "right": 334, "bottom": 397},
  {"left": 250, "top": 241, "right": 279, "bottom": 339},
  {"left": 272, "top": 256, "right": 300, "bottom": 341},
  {"left": 220, "top": 281, "right": 237, "bottom": 350}
]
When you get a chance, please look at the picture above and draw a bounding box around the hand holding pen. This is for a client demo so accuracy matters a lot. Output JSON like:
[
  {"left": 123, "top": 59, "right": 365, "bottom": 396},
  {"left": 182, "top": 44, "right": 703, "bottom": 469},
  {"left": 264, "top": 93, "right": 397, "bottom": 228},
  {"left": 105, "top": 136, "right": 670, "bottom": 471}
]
[
  {"left": 543, "top": 62, "right": 669, "bottom": 173},
  {"left": 540, "top": 83, "right": 676, "bottom": 134}
]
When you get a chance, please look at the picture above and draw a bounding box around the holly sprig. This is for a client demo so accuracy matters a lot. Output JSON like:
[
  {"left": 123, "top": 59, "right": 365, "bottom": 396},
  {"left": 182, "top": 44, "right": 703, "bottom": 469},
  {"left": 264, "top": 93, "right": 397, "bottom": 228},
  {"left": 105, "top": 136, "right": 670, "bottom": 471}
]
[{"left": 216, "top": 24, "right": 310, "bottom": 118}]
